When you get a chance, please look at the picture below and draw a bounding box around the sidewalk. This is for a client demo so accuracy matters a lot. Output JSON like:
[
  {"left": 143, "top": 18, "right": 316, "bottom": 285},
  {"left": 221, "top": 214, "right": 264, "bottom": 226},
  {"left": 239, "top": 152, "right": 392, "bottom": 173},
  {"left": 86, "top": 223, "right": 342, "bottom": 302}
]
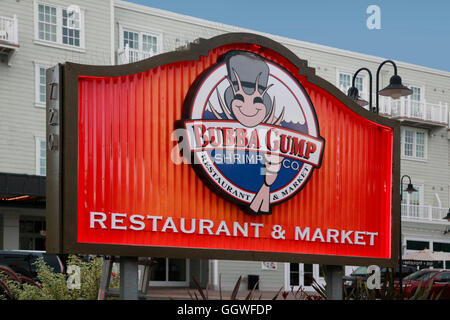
[{"left": 145, "top": 287, "right": 318, "bottom": 300}]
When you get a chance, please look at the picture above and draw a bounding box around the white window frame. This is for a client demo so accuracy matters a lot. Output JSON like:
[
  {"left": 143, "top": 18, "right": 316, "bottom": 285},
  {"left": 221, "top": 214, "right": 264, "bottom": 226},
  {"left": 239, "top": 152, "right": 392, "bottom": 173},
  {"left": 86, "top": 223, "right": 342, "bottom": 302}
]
[
  {"left": 118, "top": 23, "right": 163, "bottom": 60},
  {"left": 401, "top": 127, "right": 428, "bottom": 161},
  {"left": 284, "top": 263, "right": 325, "bottom": 291},
  {"left": 336, "top": 70, "right": 368, "bottom": 101},
  {"left": 33, "top": 1, "right": 86, "bottom": 52},
  {"left": 148, "top": 258, "right": 190, "bottom": 287},
  {"left": 35, "top": 136, "right": 46, "bottom": 176},
  {"left": 404, "top": 237, "right": 431, "bottom": 254},
  {"left": 432, "top": 240, "right": 450, "bottom": 252},
  {"left": 34, "top": 61, "right": 51, "bottom": 108},
  {"left": 401, "top": 182, "right": 424, "bottom": 206},
  {"left": 403, "top": 83, "right": 425, "bottom": 102}
]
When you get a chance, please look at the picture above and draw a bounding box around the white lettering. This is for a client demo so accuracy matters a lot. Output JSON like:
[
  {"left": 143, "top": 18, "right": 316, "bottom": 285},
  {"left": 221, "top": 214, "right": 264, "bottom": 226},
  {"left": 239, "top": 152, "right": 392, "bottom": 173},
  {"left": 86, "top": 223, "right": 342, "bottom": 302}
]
[
  {"left": 180, "top": 218, "right": 196, "bottom": 233},
  {"left": 250, "top": 223, "right": 264, "bottom": 238},
  {"left": 233, "top": 222, "right": 248, "bottom": 237},
  {"left": 354, "top": 231, "right": 366, "bottom": 245},
  {"left": 366, "top": 232, "right": 378, "bottom": 246},
  {"left": 326, "top": 229, "right": 339, "bottom": 243},
  {"left": 199, "top": 219, "right": 214, "bottom": 235},
  {"left": 90, "top": 212, "right": 107, "bottom": 229},
  {"left": 215, "top": 220, "right": 231, "bottom": 236},
  {"left": 146, "top": 215, "right": 163, "bottom": 231},
  {"left": 295, "top": 227, "right": 310, "bottom": 241},
  {"left": 311, "top": 228, "right": 325, "bottom": 242},
  {"left": 341, "top": 230, "right": 353, "bottom": 244},
  {"left": 86, "top": 213, "right": 381, "bottom": 250},
  {"left": 129, "top": 215, "right": 145, "bottom": 231},
  {"left": 161, "top": 217, "right": 178, "bottom": 233},
  {"left": 111, "top": 213, "right": 127, "bottom": 230}
]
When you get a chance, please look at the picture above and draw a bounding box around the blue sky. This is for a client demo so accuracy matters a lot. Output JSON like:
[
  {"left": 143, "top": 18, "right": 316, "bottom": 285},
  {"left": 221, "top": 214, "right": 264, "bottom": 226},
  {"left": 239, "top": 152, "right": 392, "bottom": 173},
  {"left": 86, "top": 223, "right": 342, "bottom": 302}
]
[{"left": 125, "top": 0, "right": 450, "bottom": 72}]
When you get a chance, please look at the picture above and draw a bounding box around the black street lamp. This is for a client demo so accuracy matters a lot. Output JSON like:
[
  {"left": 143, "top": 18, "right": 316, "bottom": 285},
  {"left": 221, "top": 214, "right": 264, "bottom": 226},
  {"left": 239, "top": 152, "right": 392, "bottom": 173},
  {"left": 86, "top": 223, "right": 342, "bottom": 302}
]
[
  {"left": 399, "top": 175, "right": 418, "bottom": 295},
  {"left": 444, "top": 209, "right": 450, "bottom": 235},
  {"left": 443, "top": 209, "right": 450, "bottom": 222},
  {"left": 347, "top": 67, "right": 372, "bottom": 108},
  {"left": 347, "top": 60, "right": 413, "bottom": 114}
]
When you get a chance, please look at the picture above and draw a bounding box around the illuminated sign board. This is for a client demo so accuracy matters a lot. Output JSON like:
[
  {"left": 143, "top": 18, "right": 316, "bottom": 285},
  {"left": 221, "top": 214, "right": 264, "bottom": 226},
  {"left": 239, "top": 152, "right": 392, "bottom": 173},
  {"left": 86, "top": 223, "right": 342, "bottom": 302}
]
[{"left": 47, "top": 33, "right": 400, "bottom": 266}]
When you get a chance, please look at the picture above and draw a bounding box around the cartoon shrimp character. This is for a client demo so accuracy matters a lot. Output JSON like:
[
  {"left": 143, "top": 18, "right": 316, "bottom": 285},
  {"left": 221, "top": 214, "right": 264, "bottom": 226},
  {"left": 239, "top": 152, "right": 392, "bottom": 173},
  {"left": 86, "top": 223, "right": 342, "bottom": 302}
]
[{"left": 208, "top": 51, "right": 285, "bottom": 214}]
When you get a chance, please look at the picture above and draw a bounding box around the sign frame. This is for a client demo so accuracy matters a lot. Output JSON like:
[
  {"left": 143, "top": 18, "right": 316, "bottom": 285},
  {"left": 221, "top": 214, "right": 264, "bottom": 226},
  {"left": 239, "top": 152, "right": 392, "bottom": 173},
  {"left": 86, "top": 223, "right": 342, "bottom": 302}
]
[{"left": 46, "top": 32, "right": 400, "bottom": 267}]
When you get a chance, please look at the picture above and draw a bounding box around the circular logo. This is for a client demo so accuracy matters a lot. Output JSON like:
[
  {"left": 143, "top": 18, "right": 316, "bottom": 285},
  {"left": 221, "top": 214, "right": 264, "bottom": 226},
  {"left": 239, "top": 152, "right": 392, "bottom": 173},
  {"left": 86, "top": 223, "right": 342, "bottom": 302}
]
[{"left": 182, "top": 50, "right": 324, "bottom": 215}]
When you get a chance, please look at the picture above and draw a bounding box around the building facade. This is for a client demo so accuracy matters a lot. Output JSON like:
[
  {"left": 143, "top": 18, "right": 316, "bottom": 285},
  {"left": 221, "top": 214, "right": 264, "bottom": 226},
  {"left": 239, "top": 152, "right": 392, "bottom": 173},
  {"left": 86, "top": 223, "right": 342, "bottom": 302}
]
[
  {"left": 0, "top": 0, "right": 113, "bottom": 252},
  {"left": 0, "top": 0, "right": 449, "bottom": 291}
]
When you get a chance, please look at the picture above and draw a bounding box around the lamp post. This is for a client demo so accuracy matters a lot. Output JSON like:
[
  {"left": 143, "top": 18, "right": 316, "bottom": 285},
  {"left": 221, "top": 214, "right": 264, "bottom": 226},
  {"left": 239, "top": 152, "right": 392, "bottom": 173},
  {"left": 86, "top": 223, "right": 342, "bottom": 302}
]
[
  {"left": 347, "top": 67, "right": 372, "bottom": 109},
  {"left": 444, "top": 209, "right": 450, "bottom": 236},
  {"left": 443, "top": 209, "right": 450, "bottom": 222},
  {"left": 347, "top": 60, "right": 413, "bottom": 113},
  {"left": 399, "top": 175, "right": 418, "bottom": 295},
  {"left": 347, "top": 62, "right": 414, "bottom": 295}
]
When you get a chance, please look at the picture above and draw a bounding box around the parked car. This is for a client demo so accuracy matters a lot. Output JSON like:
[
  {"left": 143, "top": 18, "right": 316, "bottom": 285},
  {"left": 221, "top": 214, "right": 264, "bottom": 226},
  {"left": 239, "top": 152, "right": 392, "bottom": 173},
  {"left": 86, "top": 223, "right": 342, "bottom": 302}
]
[
  {"left": 0, "top": 264, "right": 42, "bottom": 299},
  {"left": 397, "top": 269, "right": 450, "bottom": 299},
  {"left": 0, "top": 250, "right": 64, "bottom": 281},
  {"left": 343, "top": 265, "right": 417, "bottom": 291}
]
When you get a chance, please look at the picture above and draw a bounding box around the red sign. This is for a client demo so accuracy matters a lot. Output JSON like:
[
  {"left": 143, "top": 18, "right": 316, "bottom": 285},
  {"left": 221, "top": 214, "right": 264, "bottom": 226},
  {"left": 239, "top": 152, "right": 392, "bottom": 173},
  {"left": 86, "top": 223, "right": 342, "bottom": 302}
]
[{"left": 52, "top": 33, "right": 400, "bottom": 266}]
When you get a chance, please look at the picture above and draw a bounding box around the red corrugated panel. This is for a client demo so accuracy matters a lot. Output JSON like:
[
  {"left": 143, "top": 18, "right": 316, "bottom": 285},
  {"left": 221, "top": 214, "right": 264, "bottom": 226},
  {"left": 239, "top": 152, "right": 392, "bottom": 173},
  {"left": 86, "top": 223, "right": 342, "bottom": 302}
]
[{"left": 77, "top": 44, "right": 393, "bottom": 259}]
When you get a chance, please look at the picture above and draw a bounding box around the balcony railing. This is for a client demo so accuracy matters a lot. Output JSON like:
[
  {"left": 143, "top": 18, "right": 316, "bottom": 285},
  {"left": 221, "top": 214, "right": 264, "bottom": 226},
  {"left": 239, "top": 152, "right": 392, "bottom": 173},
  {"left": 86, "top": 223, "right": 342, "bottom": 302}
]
[
  {"left": 401, "top": 204, "right": 449, "bottom": 223},
  {"left": 338, "top": 86, "right": 449, "bottom": 127},
  {"left": 0, "top": 15, "right": 19, "bottom": 46},
  {"left": 117, "top": 43, "right": 155, "bottom": 65},
  {"left": 378, "top": 96, "right": 448, "bottom": 126}
]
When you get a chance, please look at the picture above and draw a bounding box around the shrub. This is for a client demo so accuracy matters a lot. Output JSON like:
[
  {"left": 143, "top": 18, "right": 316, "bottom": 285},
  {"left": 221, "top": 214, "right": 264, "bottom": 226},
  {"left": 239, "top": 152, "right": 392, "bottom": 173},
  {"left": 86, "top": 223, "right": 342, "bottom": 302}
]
[{"left": 3, "top": 255, "right": 104, "bottom": 300}]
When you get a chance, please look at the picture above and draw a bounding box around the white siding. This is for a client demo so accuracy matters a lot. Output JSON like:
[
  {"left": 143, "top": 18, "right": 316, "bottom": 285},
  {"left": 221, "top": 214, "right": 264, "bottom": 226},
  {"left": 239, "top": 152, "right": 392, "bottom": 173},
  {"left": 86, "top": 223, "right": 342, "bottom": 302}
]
[
  {"left": 0, "top": 0, "right": 112, "bottom": 175},
  {"left": 217, "top": 260, "right": 285, "bottom": 291}
]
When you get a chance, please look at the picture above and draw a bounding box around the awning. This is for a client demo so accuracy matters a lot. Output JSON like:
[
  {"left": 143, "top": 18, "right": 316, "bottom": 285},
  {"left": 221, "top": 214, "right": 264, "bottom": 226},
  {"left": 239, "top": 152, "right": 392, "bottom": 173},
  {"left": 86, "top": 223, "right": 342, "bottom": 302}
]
[
  {"left": 402, "top": 249, "right": 450, "bottom": 262},
  {"left": 0, "top": 172, "right": 46, "bottom": 198},
  {"left": 402, "top": 260, "right": 434, "bottom": 267}
]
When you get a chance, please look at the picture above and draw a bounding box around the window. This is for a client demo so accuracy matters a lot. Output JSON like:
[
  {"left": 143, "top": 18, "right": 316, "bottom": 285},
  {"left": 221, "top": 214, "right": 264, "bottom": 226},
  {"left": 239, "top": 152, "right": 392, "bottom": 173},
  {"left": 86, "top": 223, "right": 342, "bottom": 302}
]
[
  {"left": 404, "top": 85, "right": 423, "bottom": 118},
  {"left": 142, "top": 34, "right": 158, "bottom": 55},
  {"left": 119, "top": 26, "right": 161, "bottom": 63},
  {"left": 36, "top": 137, "right": 46, "bottom": 176},
  {"left": 338, "top": 73, "right": 351, "bottom": 92},
  {"left": 123, "top": 29, "right": 159, "bottom": 56},
  {"left": 410, "top": 86, "right": 422, "bottom": 102},
  {"left": 289, "top": 263, "right": 300, "bottom": 286},
  {"left": 401, "top": 128, "right": 427, "bottom": 160},
  {"left": 62, "top": 8, "right": 80, "bottom": 47},
  {"left": 433, "top": 272, "right": 450, "bottom": 283},
  {"left": 19, "top": 217, "right": 46, "bottom": 251},
  {"left": 148, "top": 258, "right": 189, "bottom": 286},
  {"left": 35, "top": 3, "right": 84, "bottom": 49},
  {"left": 401, "top": 182, "right": 422, "bottom": 206},
  {"left": 406, "top": 240, "right": 429, "bottom": 251},
  {"left": 433, "top": 242, "right": 450, "bottom": 253},
  {"left": 37, "top": 4, "right": 57, "bottom": 42},
  {"left": 338, "top": 72, "right": 364, "bottom": 97},
  {"left": 124, "top": 30, "right": 139, "bottom": 50},
  {"left": 35, "top": 63, "right": 49, "bottom": 106},
  {"left": 287, "top": 263, "right": 325, "bottom": 288},
  {"left": 401, "top": 183, "right": 423, "bottom": 218}
]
